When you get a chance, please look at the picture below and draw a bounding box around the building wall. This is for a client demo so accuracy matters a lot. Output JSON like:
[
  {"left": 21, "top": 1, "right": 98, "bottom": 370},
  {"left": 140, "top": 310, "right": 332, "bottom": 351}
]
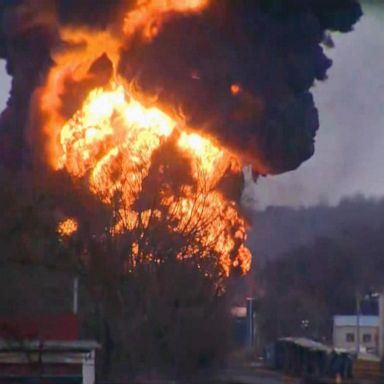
[{"left": 333, "top": 325, "right": 378, "bottom": 352}]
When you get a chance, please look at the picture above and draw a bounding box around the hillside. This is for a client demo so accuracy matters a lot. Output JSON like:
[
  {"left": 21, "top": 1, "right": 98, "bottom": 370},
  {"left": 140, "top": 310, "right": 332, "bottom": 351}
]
[
  {"left": 247, "top": 195, "right": 384, "bottom": 265},
  {"left": 250, "top": 196, "right": 384, "bottom": 343}
]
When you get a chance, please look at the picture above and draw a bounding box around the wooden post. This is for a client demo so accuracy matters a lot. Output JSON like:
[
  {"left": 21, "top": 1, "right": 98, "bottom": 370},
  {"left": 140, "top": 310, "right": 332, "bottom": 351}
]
[
  {"left": 356, "top": 292, "right": 361, "bottom": 355},
  {"left": 379, "top": 293, "right": 384, "bottom": 359}
]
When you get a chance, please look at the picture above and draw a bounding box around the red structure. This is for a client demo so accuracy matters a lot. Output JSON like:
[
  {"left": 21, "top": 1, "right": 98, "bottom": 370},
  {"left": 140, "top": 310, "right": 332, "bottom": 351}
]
[
  {"left": 0, "top": 314, "right": 98, "bottom": 384},
  {"left": 0, "top": 313, "right": 78, "bottom": 341}
]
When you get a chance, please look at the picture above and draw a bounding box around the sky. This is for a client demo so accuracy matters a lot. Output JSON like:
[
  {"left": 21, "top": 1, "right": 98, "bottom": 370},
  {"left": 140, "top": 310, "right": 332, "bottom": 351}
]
[
  {"left": 253, "top": 2, "right": 384, "bottom": 208},
  {"left": 0, "top": 61, "right": 8, "bottom": 109},
  {"left": 0, "top": 2, "right": 383, "bottom": 208}
]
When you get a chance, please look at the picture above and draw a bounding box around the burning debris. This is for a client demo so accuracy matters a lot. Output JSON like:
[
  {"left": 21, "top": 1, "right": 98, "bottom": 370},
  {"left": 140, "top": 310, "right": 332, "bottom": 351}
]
[
  {"left": 57, "top": 217, "right": 78, "bottom": 237},
  {"left": 0, "top": 0, "right": 361, "bottom": 278}
]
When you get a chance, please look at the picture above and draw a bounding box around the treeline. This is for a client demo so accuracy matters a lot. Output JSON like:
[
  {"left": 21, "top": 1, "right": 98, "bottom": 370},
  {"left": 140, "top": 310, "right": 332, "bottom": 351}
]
[
  {"left": 0, "top": 168, "right": 231, "bottom": 380},
  {"left": 0, "top": 261, "right": 230, "bottom": 377},
  {"left": 255, "top": 196, "right": 384, "bottom": 344},
  {"left": 248, "top": 195, "right": 384, "bottom": 264}
]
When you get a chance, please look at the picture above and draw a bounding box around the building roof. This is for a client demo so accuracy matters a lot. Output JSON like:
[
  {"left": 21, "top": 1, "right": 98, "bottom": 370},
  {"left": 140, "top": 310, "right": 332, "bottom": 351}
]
[
  {"left": 0, "top": 340, "right": 100, "bottom": 353},
  {"left": 279, "top": 337, "right": 332, "bottom": 353},
  {"left": 333, "top": 315, "right": 379, "bottom": 327}
]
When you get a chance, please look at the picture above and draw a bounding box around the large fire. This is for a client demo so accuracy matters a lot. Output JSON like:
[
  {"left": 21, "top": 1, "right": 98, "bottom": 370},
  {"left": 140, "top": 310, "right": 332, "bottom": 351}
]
[{"left": 39, "top": 0, "right": 251, "bottom": 276}]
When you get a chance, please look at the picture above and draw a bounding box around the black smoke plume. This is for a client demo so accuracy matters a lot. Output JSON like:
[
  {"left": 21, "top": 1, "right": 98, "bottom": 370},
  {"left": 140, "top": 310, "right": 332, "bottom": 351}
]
[{"left": 0, "top": 0, "right": 362, "bottom": 175}]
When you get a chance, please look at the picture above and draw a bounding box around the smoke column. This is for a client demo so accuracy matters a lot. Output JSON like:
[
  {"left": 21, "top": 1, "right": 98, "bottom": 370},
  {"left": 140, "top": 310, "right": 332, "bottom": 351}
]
[
  {"left": 0, "top": 0, "right": 362, "bottom": 174},
  {"left": 0, "top": 1, "right": 362, "bottom": 277}
]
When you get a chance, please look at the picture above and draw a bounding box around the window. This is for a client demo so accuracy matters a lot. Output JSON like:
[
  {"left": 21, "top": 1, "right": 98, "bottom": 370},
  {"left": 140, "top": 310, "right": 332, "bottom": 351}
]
[
  {"left": 363, "top": 333, "right": 372, "bottom": 343},
  {"left": 346, "top": 333, "right": 355, "bottom": 342}
]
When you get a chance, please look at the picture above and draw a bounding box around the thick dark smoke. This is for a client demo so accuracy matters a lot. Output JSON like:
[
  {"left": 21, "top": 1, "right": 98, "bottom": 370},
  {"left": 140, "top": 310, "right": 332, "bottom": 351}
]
[
  {"left": 0, "top": 0, "right": 54, "bottom": 169},
  {"left": 0, "top": 0, "right": 362, "bottom": 175},
  {"left": 120, "top": 0, "right": 362, "bottom": 174}
]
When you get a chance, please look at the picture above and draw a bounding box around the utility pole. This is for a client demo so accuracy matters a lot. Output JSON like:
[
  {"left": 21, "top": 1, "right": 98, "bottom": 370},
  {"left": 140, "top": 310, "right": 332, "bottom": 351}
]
[
  {"left": 356, "top": 291, "right": 360, "bottom": 355},
  {"left": 379, "top": 293, "right": 384, "bottom": 359},
  {"left": 246, "top": 297, "right": 256, "bottom": 348},
  {"left": 73, "top": 276, "right": 79, "bottom": 314}
]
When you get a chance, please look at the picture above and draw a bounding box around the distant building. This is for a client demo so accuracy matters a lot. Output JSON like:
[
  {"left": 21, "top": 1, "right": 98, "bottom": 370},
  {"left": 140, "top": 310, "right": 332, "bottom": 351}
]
[
  {"left": 230, "top": 298, "right": 258, "bottom": 349},
  {"left": 333, "top": 315, "right": 379, "bottom": 354},
  {"left": 231, "top": 305, "right": 247, "bottom": 347}
]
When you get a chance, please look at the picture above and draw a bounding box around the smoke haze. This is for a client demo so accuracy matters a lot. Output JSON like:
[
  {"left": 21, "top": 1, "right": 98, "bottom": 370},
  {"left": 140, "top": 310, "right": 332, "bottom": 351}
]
[{"left": 254, "top": 1, "right": 384, "bottom": 208}]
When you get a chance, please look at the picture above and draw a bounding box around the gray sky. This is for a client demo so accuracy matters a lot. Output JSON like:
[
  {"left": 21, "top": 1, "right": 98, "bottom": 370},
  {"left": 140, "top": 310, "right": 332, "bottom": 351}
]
[
  {"left": 254, "top": 2, "right": 384, "bottom": 208},
  {"left": 0, "top": 2, "right": 383, "bottom": 208},
  {"left": 0, "top": 61, "right": 9, "bottom": 109}
]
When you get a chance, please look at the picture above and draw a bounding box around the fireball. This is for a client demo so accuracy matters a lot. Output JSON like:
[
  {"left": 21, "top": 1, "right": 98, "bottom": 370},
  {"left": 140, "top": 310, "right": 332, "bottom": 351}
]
[{"left": 41, "top": 0, "right": 251, "bottom": 276}]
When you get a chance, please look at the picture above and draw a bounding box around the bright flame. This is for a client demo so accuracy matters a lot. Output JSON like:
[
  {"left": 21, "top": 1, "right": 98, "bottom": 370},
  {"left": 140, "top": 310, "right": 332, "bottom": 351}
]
[
  {"left": 37, "top": 0, "right": 251, "bottom": 277},
  {"left": 177, "top": 132, "right": 227, "bottom": 184},
  {"left": 124, "top": 0, "right": 209, "bottom": 40},
  {"left": 230, "top": 84, "right": 241, "bottom": 95},
  {"left": 55, "top": 80, "right": 250, "bottom": 275},
  {"left": 57, "top": 218, "right": 78, "bottom": 237}
]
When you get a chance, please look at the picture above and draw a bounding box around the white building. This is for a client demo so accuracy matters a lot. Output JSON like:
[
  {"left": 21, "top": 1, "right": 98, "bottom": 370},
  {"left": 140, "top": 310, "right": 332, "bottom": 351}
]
[{"left": 333, "top": 315, "right": 379, "bottom": 354}]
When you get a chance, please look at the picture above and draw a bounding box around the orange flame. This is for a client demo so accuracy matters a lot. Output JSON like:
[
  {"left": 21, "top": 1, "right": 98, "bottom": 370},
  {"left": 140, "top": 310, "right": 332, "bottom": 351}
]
[
  {"left": 37, "top": 0, "right": 251, "bottom": 276},
  {"left": 230, "top": 83, "right": 241, "bottom": 95},
  {"left": 123, "top": 0, "right": 209, "bottom": 40},
  {"left": 57, "top": 218, "right": 78, "bottom": 237}
]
